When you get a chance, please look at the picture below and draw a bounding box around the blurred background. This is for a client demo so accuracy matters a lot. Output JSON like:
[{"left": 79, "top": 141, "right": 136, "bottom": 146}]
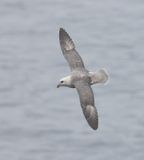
[{"left": 0, "top": 0, "right": 144, "bottom": 159}]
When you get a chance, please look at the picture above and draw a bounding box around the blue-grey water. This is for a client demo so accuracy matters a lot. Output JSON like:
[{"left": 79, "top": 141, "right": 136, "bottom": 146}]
[{"left": 0, "top": 0, "right": 144, "bottom": 159}]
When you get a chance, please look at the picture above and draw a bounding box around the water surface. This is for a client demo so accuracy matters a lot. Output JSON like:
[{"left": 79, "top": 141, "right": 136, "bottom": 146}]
[{"left": 0, "top": 0, "right": 144, "bottom": 159}]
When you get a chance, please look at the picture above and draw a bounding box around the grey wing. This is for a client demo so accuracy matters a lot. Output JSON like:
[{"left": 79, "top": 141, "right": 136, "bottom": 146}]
[
  {"left": 59, "top": 28, "right": 85, "bottom": 71},
  {"left": 74, "top": 81, "right": 98, "bottom": 130}
]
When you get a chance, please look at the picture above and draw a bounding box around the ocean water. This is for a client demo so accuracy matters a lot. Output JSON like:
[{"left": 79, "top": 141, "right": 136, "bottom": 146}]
[{"left": 0, "top": 0, "right": 144, "bottom": 159}]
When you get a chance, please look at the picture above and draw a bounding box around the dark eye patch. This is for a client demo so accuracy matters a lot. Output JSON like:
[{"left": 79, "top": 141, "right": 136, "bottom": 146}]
[{"left": 60, "top": 80, "right": 64, "bottom": 83}]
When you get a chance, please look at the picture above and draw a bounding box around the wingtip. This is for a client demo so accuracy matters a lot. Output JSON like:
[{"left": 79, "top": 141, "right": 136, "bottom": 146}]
[
  {"left": 89, "top": 119, "right": 98, "bottom": 130},
  {"left": 85, "top": 105, "right": 98, "bottom": 130},
  {"left": 59, "top": 28, "right": 75, "bottom": 51},
  {"left": 59, "top": 27, "right": 65, "bottom": 33},
  {"left": 91, "top": 124, "right": 98, "bottom": 130},
  {"left": 59, "top": 28, "right": 68, "bottom": 37}
]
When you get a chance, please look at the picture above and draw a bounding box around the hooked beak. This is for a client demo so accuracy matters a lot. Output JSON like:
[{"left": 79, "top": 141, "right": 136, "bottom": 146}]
[{"left": 57, "top": 84, "right": 60, "bottom": 88}]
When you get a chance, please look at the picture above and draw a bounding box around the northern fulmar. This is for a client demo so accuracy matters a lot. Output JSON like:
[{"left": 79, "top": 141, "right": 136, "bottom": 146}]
[{"left": 57, "top": 28, "right": 109, "bottom": 130}]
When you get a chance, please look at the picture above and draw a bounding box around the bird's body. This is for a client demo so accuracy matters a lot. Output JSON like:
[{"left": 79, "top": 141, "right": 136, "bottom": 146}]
[{"left": 57, "top": 28, "right": 109, "bottom": 130}]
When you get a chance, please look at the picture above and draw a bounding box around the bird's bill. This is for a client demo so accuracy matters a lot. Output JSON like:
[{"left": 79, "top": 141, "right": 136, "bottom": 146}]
[{"left": 57, "top": 84, "right": 60, "bottom": 88}]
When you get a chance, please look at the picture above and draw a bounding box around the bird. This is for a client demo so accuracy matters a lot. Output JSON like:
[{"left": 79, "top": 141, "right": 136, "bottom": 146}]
[{"left": 57, "top": 28, "right": 109, "bottom": 130}]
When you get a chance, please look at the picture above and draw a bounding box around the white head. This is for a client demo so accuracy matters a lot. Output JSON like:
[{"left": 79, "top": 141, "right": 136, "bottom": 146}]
[{"left": 57, "top": 75, "right": 73, "bottom": 88}]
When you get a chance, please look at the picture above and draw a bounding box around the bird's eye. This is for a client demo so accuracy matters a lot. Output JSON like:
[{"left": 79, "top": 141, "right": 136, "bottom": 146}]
[{"left": 60, "top": 80, "right": 64, "bottom": 83}]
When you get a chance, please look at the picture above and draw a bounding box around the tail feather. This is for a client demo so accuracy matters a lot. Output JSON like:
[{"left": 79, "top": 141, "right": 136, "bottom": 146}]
[{"left": 89, "top": 68, "right": 109, "bottom": 85}]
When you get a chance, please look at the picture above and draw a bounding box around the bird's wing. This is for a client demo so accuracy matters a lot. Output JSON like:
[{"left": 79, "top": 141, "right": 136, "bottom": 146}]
[
  {"left": 59, "top": 28, "right": 85, "bottom": 71},
  {"left": 74, "top": 80, "right": 98, "bottom": 130}
]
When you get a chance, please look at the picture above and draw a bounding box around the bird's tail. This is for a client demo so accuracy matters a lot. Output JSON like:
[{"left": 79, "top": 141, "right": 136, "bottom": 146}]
[
  {"left": 59, "top": 28, "right": 75, "bottom": 51},
  {"left": 89, "top": 68, "right": 109, "bottom": 85}
]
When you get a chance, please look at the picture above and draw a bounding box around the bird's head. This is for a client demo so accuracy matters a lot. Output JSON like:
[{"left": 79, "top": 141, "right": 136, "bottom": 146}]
[{"left": 57, "top": 76, "right": 74, "bottom": 88}]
